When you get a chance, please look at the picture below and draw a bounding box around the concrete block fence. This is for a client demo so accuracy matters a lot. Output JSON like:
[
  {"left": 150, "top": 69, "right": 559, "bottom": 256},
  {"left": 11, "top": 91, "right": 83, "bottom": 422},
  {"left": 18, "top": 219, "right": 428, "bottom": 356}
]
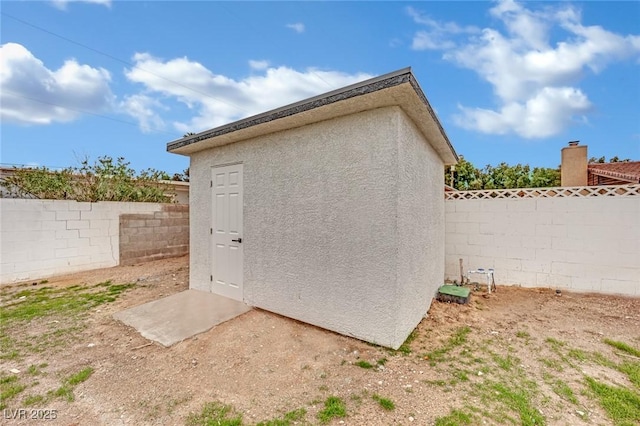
[
  {"left": 120, "top": 204, "right": 189, "bottom": 265},
  {"left": 445, "top": 195, "right": 640, "bottom": 296},
  {"left": 1, "top": 199, "right": 188, "bottom": 284}
]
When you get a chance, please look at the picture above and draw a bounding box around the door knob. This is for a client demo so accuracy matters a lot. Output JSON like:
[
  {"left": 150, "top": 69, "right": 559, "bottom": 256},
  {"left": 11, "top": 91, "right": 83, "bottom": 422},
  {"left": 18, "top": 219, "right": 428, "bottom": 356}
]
[{"left": 231, "top": 238, "right": 242, "bottom": 243}]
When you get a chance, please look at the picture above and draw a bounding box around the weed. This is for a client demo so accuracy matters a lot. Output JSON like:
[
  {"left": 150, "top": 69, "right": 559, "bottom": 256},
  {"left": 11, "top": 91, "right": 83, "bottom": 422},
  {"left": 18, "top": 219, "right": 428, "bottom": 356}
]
[
  {"left": 372, "top": 394, "right": 395, "bottom": 410},
  {"left": 355, "top": 360, "right": 374, "bottom": 369},
  {"left": 516, "top": 331, "right": 530, "bottom": 339},
  {"left": 39, "top": 280, "right": 49, "bottom": 284},
  {"left": 605, "top": 339, "right": 640, "bottom": 358},
  {"left": 585, "top": 376, "right": 640, "bottom": 425},
  {"left": 434, "top": 409, "right": 473, "bottom": 426},
  {"left": 376, "top": 358, "right": 387, "bottom": 366},
  {"left": 186, "top": 401, "right": 242, "bottom": 426},
  {"left": 317, "top": 396, "right": 346, "bottom": 424},
  {"left": 318, "top": 385, "right": 328, "bottom": 392}
]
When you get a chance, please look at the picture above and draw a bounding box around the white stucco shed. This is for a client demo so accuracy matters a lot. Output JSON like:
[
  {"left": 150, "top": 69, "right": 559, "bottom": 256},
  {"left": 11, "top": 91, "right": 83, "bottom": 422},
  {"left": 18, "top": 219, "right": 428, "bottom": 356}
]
[{"left": 167, "top": 68, "right": 458, "bottom": 349}]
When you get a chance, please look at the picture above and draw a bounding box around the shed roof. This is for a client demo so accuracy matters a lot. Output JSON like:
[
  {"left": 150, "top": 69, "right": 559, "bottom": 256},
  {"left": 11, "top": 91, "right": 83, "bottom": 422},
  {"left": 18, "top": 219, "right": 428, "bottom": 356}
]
[{"left": 167, "top": 67, "right": 458, "bottom": 164}]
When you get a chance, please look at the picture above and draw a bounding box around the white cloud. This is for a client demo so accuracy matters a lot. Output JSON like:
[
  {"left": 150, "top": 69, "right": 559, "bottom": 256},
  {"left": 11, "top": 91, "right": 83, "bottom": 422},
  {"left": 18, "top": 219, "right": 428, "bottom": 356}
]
[
  {"left": 455, "top": 87, "right": 592, "bottom": 138},
  {"left": 50, "top": 0, "right": 111, "bottom": 10},
  {"left": 249, "top": 59, "right": 270, "bottom": 70},
  {"left": 124, "top": 53, "right": 372, "bottom": 133},
  {"left": 407, "top": 6, "right": 479, "bottom": 50},
  {"left": 409, "top": 0, "right": 640, "bottom": 138},
  {"left": 286, "top": 23, "right": 305, "bottom": 34},
  {"left": 0, "top": 42, "right": 113, "bottom": 125},
  {"left": 119, "top": 94, "right": 167, "bottom": 133}
]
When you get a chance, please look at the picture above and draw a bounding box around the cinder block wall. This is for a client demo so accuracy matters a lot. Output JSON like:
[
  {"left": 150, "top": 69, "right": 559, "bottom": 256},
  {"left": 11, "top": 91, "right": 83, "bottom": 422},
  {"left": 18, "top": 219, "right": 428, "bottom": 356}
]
[
  {"left": 445, "top": 197, "right": 640, "bottom": 296},
  {"left": 119, "top": 204, "right": 189, "bottom": 265},
  {"left": 0, "top": 199, "right": 186, "bottom": 284}
]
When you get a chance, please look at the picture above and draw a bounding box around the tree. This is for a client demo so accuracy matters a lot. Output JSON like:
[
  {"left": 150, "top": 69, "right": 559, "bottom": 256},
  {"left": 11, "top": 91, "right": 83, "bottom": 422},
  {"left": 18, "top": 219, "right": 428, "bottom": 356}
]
[
  {"left": 1, "top": 156, "right": 174, "bottom": 202},
  {"left": 446, "top": 158, "right": 561, "bottom": 190}
]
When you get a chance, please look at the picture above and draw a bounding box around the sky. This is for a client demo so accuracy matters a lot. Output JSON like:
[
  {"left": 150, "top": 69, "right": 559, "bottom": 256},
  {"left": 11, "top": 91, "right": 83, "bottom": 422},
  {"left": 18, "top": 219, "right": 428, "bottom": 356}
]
[{"left": 1, "top": 0, "right": 639, "bottom": 176}]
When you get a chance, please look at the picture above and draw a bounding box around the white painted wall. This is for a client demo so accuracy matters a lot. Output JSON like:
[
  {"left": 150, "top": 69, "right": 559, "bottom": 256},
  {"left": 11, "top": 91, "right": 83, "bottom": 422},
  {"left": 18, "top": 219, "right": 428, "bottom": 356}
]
[
  {"left": 189, "top": 106, "right": 447, "bottom": 349},
  {"left": 0, "top": 199, "right": 164, "bottom": 284},
  {"left": 445, "top": 197, "right": 640, "bottom": 296}
]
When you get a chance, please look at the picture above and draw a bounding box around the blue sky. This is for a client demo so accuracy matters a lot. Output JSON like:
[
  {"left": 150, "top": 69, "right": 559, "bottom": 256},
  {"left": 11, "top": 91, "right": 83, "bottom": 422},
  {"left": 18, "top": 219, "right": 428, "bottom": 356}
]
[{"left": 1, "top": 0, "right": 639, "bottom": 176}]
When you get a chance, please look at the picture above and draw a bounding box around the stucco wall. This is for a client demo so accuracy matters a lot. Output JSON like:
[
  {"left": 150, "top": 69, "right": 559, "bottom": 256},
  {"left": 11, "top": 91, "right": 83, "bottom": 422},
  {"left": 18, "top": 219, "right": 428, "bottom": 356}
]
[
  {"left": 0, "top": 199, "right": 181, "bottom": 284},
  {"left": 189, "top": 106, "right": 446, "bottom": 348},
  {"left": 445, "top": 197, "right": 640, "bottom": 296},
  {"left": 396, "top": 110, "right": 445, "bottom": 344}
]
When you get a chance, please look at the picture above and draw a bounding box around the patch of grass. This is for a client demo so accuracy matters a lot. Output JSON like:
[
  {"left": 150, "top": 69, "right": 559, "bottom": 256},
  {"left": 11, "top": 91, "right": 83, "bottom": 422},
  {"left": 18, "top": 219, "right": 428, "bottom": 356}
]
[
  {"left": 23, "top": 394, "right": 46, "bottom": 406},
  {"left": 66, "top": 367, "right": 93, "bottom": 386},
  {"left": 50, "top": 367, "right": 94, "bottom": 402},
  {"left": 568, "top": 348, "right": 589, "bottom": 361},
  {"left": 434, "top": 409, "right": 473, "bottom": 426},
  {"left": 592, "top": 351, "right": 618, "bottom": 369},
  {"left": 493, "top": 354, "right": 518, "bottom": 371},
  {"left": 0, "top": 375, "right": 26, "bottom": 408},
  {"left": 605, "top": 339, "right": 640, "bottom": 358},
  {"left": 617, "top": 361, "right": 640, "bottom": 389},
  {"left": 451, "top": 369, "right": 470, "bottom": 382},
  {"left": 256, "top": 408, "right": 307, "bottom": 426},
  {"left": 424, "top": 326, "right": 471, "bottom": 364},
  {"left": 186, "top": 401, "right": 243, "bottom": 426},
  {"left": 0, "top": 281, "right": 134, "bottom": 326},
  {"left": 2, "top": 282, "right": 134, "bottom": 360},
  {"left": 549, "top": 378, "right": 578, "bottom": 405},
  {"left": 27, "top": 363, "right": 47, "bottom": 376},
  {"left": 545, "top": 337, "right": 566, "bottom": 349},
  {"left": 354, "top": 360, "right": 374, "bottom": 369},
  {"left": 516, "top": 331, "right": 530, "bottom": 339},
  {"left": 586, "top": 376, "right": 640, "bottom": 425},
  {"left": 476, "top": 380, "right": 545, "bottom": 426},
  {"left": 317, "top": 396, "right": 346, "bottom": 424},
  {"left": 376, "top": 357, "right": 387, "bottom": 366},
  {"left": 372, "top": 394, "right": 395, "bottom": 411}
]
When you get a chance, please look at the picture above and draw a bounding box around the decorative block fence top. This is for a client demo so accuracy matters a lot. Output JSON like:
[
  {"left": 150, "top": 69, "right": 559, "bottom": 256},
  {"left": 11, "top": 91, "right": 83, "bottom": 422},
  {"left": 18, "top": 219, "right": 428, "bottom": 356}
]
[{"left": 445, "top": 184, "right": 640, "bottom": 200}]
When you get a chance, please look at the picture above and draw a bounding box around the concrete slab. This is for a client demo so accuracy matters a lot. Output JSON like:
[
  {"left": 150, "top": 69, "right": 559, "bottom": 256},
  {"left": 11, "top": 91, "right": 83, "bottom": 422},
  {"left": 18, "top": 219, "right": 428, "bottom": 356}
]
[{"left": 113, "top": 289, "right": 251, "bottom": 347}]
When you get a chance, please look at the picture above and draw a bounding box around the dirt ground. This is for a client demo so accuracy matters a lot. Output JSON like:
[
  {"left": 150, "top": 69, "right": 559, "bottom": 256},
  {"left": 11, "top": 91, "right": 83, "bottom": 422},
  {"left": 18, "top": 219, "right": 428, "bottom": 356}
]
[{"left": 2, "top": 255, "right": 639, "bottom": 425}]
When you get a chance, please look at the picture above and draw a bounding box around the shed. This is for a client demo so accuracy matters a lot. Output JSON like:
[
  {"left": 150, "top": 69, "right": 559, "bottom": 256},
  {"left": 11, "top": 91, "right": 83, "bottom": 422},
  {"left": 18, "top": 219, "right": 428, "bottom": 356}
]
[{"left": 167, "top": 67, "right": 458, "bottom": 349}]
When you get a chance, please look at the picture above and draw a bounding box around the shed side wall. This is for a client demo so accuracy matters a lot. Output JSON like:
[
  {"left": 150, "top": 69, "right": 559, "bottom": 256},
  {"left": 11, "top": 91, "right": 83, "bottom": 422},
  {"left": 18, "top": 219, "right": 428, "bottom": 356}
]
[
  {"left": 395, "top": 109, "right": 445, "bottom": 347},
  {"left": 189, "top": 107, "right": 402, "bottom": 347}
]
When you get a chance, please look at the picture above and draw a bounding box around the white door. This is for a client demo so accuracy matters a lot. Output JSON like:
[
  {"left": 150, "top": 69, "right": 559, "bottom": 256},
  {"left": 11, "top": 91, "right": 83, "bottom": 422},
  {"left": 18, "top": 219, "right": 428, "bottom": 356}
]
[{"left": 211, "top": 164, "right": 243, "bottom": 301}]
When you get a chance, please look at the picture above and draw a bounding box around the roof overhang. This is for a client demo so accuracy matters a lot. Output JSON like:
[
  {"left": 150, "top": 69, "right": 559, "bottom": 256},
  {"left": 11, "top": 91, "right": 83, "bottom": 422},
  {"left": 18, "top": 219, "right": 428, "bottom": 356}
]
[{"left": 167, "top": 67, "right": 458, "bottom": 165}]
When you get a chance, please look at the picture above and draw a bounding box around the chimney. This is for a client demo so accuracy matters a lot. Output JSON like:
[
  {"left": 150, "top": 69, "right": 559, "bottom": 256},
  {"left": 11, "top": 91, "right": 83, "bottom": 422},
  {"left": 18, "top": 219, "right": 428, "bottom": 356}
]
[{"left": 561, "top": 141, "right": 587, "bottom": 187}]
